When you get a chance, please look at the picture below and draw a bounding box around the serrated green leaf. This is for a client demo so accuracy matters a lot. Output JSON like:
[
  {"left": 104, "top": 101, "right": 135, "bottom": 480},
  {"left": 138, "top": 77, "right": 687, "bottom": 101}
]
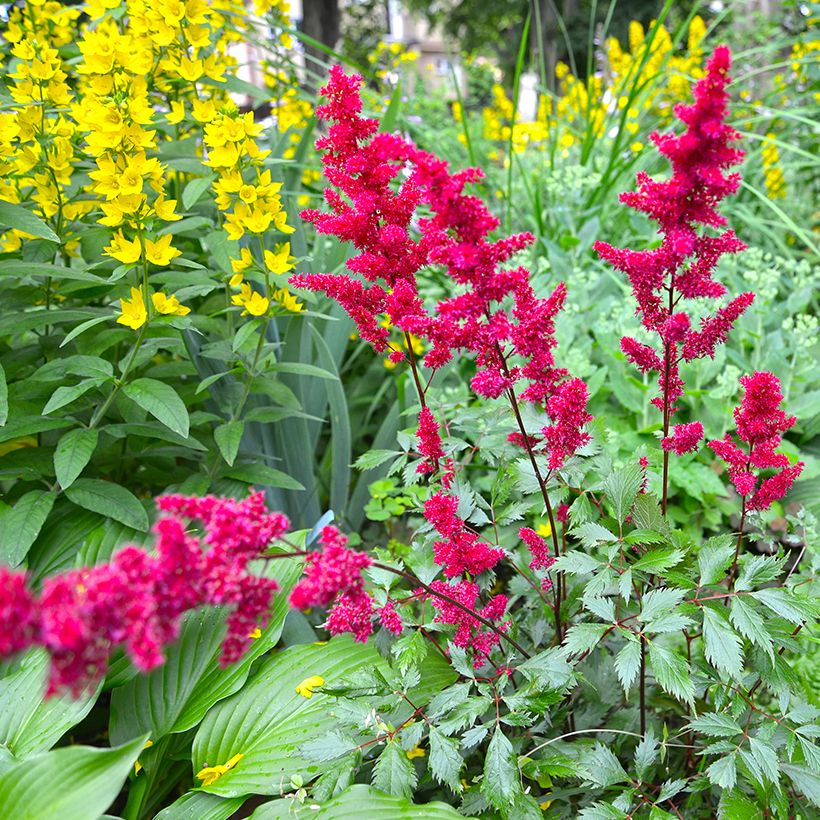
[
  {"left": 561, "top": 623, "right": 609, "bottom": 658},
  {"left": 482, "top": 728, "right": 519, "bottom": 809},
  {"left": 707, "top": 754, "right": 737, "bottom": 789},
  {"left": 602, "top": 464, "right": 643, "bottom": 523},
  {"left": 65, "top": 478, "right": 149, "bottom": 531},
  {"left": 634, "top": 731, "right": 658, "bottom": 780},
  {"left": 781, "top": 764, "right": 820, "bottom": 808},
  {"left": 428, "top": 726, "right": 463, "bottom": 794},
  {"left": 632, "top": 547, "right": 684, "bottom": 573},
  {"left": 729, "top": 597, "right": 774, "bottom": 660},
  {"left": 717, "top": 790, "right": 763, "bottom": 820},
  {"left": 648, "top": 642, "right": 694, "bottom": 705},
  {"left": 571, "top": 522, "right": 618, "bottom": 548},
  {"left": 0, "top": 362, "right": 7, "bottom": 426},
  {"left": 688, "top": 713, "right": 742, "bottom": 738},
  {"left": 371, "top": 740, "right": 417, "bottom": 800},
  {"left": 123, "top": 377, "right": 190, "bottom": 437},
  {"left": 752, "top": 588, "right": 816, "bottom": 624},
  {"left": 585, "top": 743, "right": 629, "bottom": 788},
  {"left": 698, "top": 535, "right": 735, "bottom": 586},
  {"left": 53, "top": 428, "right": 98, "bottom": 490},
  {"left": 639, "top": 588, "right": 686, "bottom": 623},
  {"left": 702, "top": 606, "right": 744, "bottom": 679},
  {"left": 614, "top": 638, "right": 642, "bottom": 694}
]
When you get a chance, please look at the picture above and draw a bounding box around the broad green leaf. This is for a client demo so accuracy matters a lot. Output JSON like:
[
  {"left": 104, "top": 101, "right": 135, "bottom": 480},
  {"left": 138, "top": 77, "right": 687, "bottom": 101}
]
[
  {"left": 0, "top": 649, "right": 99, "bottom": 758},
  {"left": 109, "top": 559, "right": 300, "bottom": 744},
  {"left": 687, "top": 713, "right": 742, "bottom": 738},
  {"left": 698, "top": 535, "right": 735, "bottom": 586},
  {"left": 60, "top": 315, "right": 110, "bottom": 348},
  {"left": 192, "top": 636, "right": 383, "bottom": 796},
  {"left": 602, "top": 464, "right": 643, "bottom": 523},
  {"left": 632, "top": 547, "right": 684, "bottom": 573},
  {"left": 702, "top": 606, "right": 744, "bottom": 679},
  {"left": 648, "top": 642, "right": 694, "bottom": 705},
  {"left": 371, "top": 740, "right": 417, "bottom": 800},
  {"left": 182, "top": 175, "right": 216, "bottom": 210},
  {"left": 123, "top": 377, "right": 190, "bottom": 437},
  {"left": 614, "top": 638, "right": 641, "bottom": 694},
  {"left": 65, "top": 478, "right": 149, "bottom": 531},
  {"left": 0, "top": 363, "right": 7, "bottom": 426},
  {"left": 0, "top": 736, "right": 145, "bottom": 820},
  {"left": 42, "top": 378, "right": 104, "bottom": 415},
  {"left": 249, "top": 784, "right": 466, "bottom": 819},
  {"left": 214, "top": 420, "right": 244, "bottom": 467},
  {"left": 225, "top": 463, "right": 304, "bottom": 491},
  {"left": 482, "top": 728, "right": 518, "bottom": 810},
  {"left": 53, "top": 428, "right": 98, "bottom": 490},
  {"left": 0, "top": 490, "right": 56, "bottom": 566},
  {"left": 0, "top": 201, "right": 59, "bottom": 242},
  {"left": 428, "top": 726, "right": 463, "bottom": 794},
  {"left": 154, "top": 792, "right": 245, "bottom": 820}
]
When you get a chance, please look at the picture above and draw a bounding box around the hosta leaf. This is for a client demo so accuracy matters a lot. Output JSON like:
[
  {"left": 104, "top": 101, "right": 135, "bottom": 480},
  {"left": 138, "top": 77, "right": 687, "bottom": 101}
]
[
  {"left": 249, "top": 784, "right": 465, "bottom": 819},
  {"left": 65, "top": 478, "right": 149, "bottom": 531},
  {"left": 648, "top": 642, "right": 694, "bottom": 705},
  {"left": 614, "top": 638, "right": 642, "bottom": 694},
  {"left": 154, "top": 792, "right": 245, "bottom": 820},
  {"left": 110, "top": 559, "right": 300, "bottom": 743},
  {"left": 0, "top": 490, "right": 56, "bottom": 566},
  {"left": 702, "top": 606, "right": 744, "bottom": 679},
  {"left": 192, "top": 636, "right": 384, "bottom": 796},
  {"left": 371, "top": 740, "right": 417, "bottom": 800},
  {"left": 482, "top": 728, "right": 519, "bottom": 810},
  {"left": 53, "top": 428, "right": 98, "bottom": 490},
  {"left": 0, "top": 736, "right": 145, "bottom": 820},
  {"left": 123, "top": 377, "right": 190, "bottom": 438}
]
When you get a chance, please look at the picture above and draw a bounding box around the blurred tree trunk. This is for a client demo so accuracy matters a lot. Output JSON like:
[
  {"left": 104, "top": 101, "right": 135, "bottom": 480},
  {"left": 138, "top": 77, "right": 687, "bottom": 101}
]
[
  {"left": 535, "top": 0, "right": 579, "bottom": 90},
  {"left": 301, "top": 0, "right": 341, "bottom": 81}
]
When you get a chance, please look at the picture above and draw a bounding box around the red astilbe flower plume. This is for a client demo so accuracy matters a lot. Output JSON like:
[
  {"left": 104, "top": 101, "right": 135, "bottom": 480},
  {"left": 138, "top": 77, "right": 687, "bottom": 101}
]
[
  {"left": 290, "top": 525, "right": 376, "bottom": 642},
  {"left": 708, "top": 372, "right": 804, "bottom": 511},
  {"left": 0, "top": 492, "right": 289, "bottom": 694},
  {"left": 662, "top": 421, "right": 704, "bottom": 455},
  {"left": 595, "top": 46, "right": 754, "bottom": 426}
]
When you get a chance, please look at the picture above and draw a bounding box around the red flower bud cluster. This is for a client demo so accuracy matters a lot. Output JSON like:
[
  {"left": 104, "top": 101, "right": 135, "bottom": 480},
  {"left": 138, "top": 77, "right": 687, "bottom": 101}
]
[
  {"left": 595, "top": 46, "right": 754, "bottom": 427},
  {"left": 0, "top": 492, "right": 289, "bottom": 695},
  {"left": 708, "top": 372, "right": 804, "bottom": 510},
  {"left": 662, "top": 421, "right": 704, "bottom": 454}
]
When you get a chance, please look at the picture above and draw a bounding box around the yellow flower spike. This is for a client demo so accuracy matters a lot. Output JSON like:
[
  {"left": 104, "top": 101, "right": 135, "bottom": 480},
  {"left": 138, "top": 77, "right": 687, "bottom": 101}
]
[
  {"left": 134, "top": 739, "right": 154, "bottom": 775},
  {"left": 195, "top": 753, "right": 245, "bottom": 787},
  {"left": 248, "top": 627, "right": 262, "bottom": 639},
  {"left": 295, "top": 675, "right": 325, "bottom": 699},
  {"left": 406, "top": 745, "right": 426, "bottom": 760},
  {"left": 117, "top": 287, "right": 148, "bottom": 330},
  {"left": 151, "top": 291, "right": 190, "bottom": 317},
  {"left": 104, "top": 230, "right": 142, "bottom": 265},
  {"left": 144, "top": 235, "right": 181, "bottom": 266}
]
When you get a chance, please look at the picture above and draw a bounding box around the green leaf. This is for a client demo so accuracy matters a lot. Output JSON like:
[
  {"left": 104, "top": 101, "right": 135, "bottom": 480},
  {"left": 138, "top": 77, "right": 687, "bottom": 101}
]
[
  {"left": 214, "top": 420, "right": 244, "bottom": 467},
  {"left": 482, "top": 728, "right": 519, "bottom": 810},
  {"left": 65, "top": 478, "right": 149, "bottom": 531},
  {"left": 42, "top": 378, "right": 104, "bottom": 415},
  {"left": 0, "top": 362, "right": 7, "bottom": 426},
  {"left": 718, "top": 790, "right": 763, "bottom": 820},
  {"left": 249, "top": 784, "right": 465, "bottom": 819},
  {"left": 53, "top": 428, "right": 98, "bottom": 490},
  {"left": 0, "top": 649, "right": 99, "bottom": 758},
  {"left": 707, "top": 754, "right": 737, "bottom": 790},
  {"left": 639, "top": 588, "right": 686, "bottom": 623},
  {"left": 371, "top": 740, "right": 417, "bottom": 800},
  {"left": 578, "top": 803, "right": 627, "bottom": 819},
  {"left": 585, "top": 743, "right": 629, "bottom": 788},
  {"left": 109, "top": 560, "right": 300, "bottom": 743},
  {"left": 154, "top": 792, "right": 245, "bottom": 820},
  {"left": 552, "top": 550, "right": 602, "bottom": 574},
  {"left": 735, "top": 555, "right": 786, "bottom": 591},
  {"left": 729, "top": 597, "right": 774, "bottom": 659},
  {"left": 702, "top": 606, "right": 744, "bottom": 679},
  {"left": 182, "top": 174, "right": 216, "bottom": 209},
  {"left": 698, "top": 535, "right": 736, "bottom": 586},
  {"left": 123, "top": 377, "right": 190, "bottom": 438},
  {"left": 602, "top": 464, "right": 643, "bottom": 523},
  {"left": 192, "top": 636, "right": 383, "bottom": 796},
  {"left": 781, "top": 764, "right": 820, "bottom": 808},
  {"left": 60, "top": 315, "right": 110, "bottom": 348},
  {"left": 571, "top": 522, "right": 618, "bottom": 548},
  {"left": 561, "top": 623, "right": 609, "bottom": 658},
  {"left": 428, "top": 726, "right": 463, "bottom": 794},
  {"left": 0, "top": 490, "right": 57, "bottom": 566},
  {"left": 225, "top": 463, "right": 304, "bottom": 491},
  {"left": 688, "top": 713, "right": 742, "bottom": 738},
  {"left": 614, "top": 638, "right": 641, "bottom": 694},
  {"left": 634, "top": 731, "right": 658, "bottom": 780},
  {"left": 648, "top": 642, "right": 694, "bottom": 705},
  {"left": 0, "top": 201, "right": 59, "bottom": 242},
  {"left": 632, "top": 547, "right": 685, "bottom": 573},
  {"left": 0, "top": 736, "right": 146, "bottom": 820},
  {"left": 752, "top": 588, "right": 816, "bottom": 624}
]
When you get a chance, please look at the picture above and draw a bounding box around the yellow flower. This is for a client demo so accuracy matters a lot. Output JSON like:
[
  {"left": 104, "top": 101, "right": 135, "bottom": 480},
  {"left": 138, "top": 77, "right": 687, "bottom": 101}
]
[
  {"left": 104, "top": 230, "right": 142, "bottom": 265},
  {"left": 406, "top": 745, "right": 426, "bottom": 759},
  {"left": 144, "top": 235, "right": 181, "bottom": 266},
  {"left": 230, "top": 247, "right": 253, "bottom": 273},
  {"left": 264, "top": 242, "right": 295, "bottom": 275},
  {"left": 295, "top": 675, "right": 325, "bottom": 699},
  {"left": 154, "top": 196, "right": 181, "bottom": 222},
  {"left": 151, "top": 291, "right": 190, "bottom": 316},
  {"left": 248, "top": 627, "right": 262, "bottom": 639},
  {"left": 134, "top": 739, "right": 154, "bottom": 775},
  {"left": 273, "top": 288, "right": 303, "bottom": 313},
  {"left": 536, "top": 522, "right": 552, "bottom": 539},
  {"left": 195, "top": 753, "right": 244, "bottom": 787},
  {"left": 243, "top": 291, "right": 270, "bottom": 316},
  {"left": 117, "top": 287, "right": 148, "bottom": 330}
]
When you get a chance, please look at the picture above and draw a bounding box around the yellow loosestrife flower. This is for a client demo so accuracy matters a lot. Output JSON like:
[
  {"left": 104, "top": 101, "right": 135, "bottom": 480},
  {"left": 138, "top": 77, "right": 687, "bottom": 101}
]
[
  {"left": 264, "top": 242, "right": 295, "bottom": 275},
  {"left": 151, "top": 291, "right": 190, "bottom": 316},
  {"left": 104, "top": 231, "right": 142, "bottom": 265},
  {"left": 273, "top": 288, "right": 303, "bottom": 313},
  {"left": 145, "top": 235, "right": 181, "bottom": 266},
  {"left": 248, "top": 627, "right": 262, "bottom": 639},
  {"left": 117, "top": 287, "right": 148, "bottom": 330},
  {"left": 195, "top": 753, "right": 244, "bottom": 787},
  {"left": 295, "top": 675, "right": 325, "bottom": 699},
  {"left": 406, "top": 745, "right": 426, "bottom": 760}
]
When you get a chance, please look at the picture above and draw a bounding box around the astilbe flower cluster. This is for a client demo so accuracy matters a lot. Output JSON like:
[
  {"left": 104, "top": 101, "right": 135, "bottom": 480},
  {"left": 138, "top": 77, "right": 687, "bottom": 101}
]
[
  {"left": 595, "top": 46, "right": 754, "bottom": 450},
  {"left": 0, "top": 492, "right": 289, "bottom": 694},
  {"left": 708, "top": 372, "right": 804, "bottom": 511},
  {"left": 519, "top": 528, "right": 556, "bottom": 591},
  {"left": 289, "top": 525, "right": 379, "bottom": 642}
]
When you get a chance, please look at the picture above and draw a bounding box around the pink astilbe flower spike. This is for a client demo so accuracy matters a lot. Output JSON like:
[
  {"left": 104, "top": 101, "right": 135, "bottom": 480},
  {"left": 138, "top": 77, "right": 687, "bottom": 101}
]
[
  {"left": 595, "top": 46, "right": 754, "bottom": 420},
  {"left": 519, "top": 526, "right": 556, "bottom": 593},
  {"left": 0, "top": 492, "right": 290, "bottom": 694},
  {"left": 708, "top": 372, "right": 804, "bottom": 511},
  {"left": 662, "top": 421, "right": 704, "bottom": 455}
]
